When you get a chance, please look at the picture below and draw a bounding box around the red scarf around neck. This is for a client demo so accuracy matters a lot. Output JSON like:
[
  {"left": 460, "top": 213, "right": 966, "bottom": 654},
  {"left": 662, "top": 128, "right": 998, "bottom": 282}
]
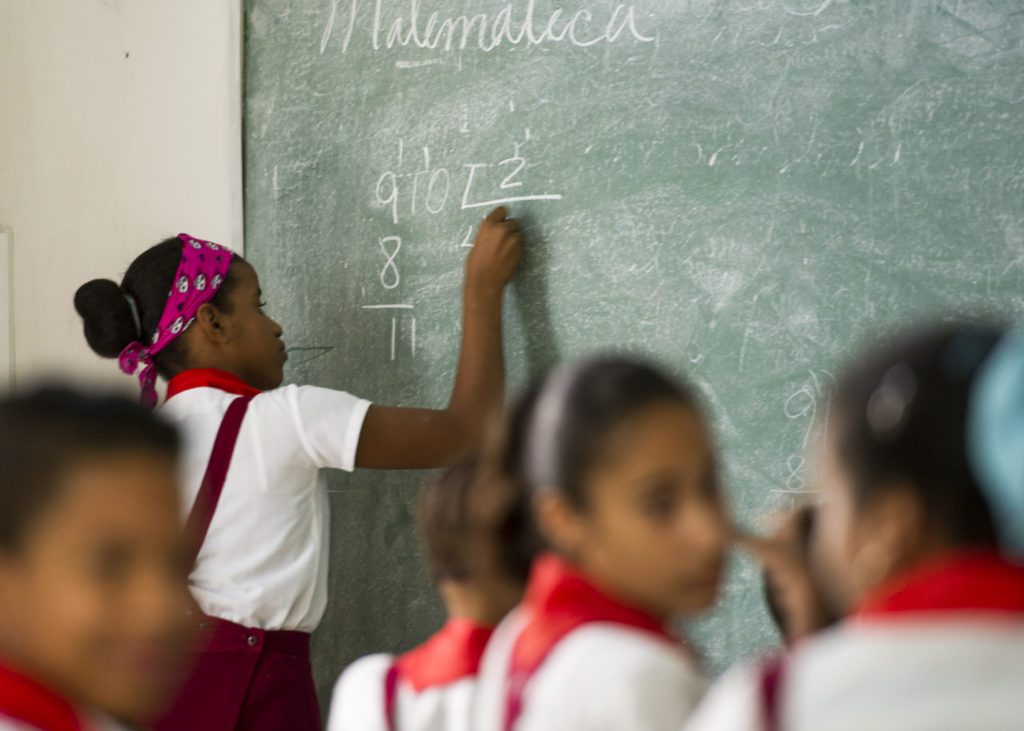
[
  {"left": 0, "top": 662, "right": 89, "bottom": 731},
  {"left": 165, "top": 368, "right": 262, "bottom": 401},
  {"left": 395, "top": 619, "right": 495, "bottom": 692},
  {"left": 504, "top": 554, "right": 686, "bottom": 730},
  {"left": 856, "top": 551, "right": 1024, "bottom": 621}
]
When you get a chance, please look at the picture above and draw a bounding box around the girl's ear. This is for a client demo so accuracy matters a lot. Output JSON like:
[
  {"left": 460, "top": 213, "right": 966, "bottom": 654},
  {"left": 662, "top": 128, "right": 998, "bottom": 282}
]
[
  {"left": 192, "top": 303, "right": 231, "bottom": 344},
  {"left": 534, "top": 492, "right": 586, "bottom": 559},
  {"left": 849, "top": 483, "right": 930, "bottom": 595}
]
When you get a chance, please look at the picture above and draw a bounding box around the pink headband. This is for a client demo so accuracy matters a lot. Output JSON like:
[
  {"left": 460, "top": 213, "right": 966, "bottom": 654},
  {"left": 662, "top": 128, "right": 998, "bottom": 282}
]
[{"left": 118, "top": 234, "right": 235, "bottom": 408}]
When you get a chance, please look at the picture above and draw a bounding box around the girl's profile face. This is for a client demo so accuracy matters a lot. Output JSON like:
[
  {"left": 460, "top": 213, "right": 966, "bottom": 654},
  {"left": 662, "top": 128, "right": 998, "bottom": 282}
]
[
  {"left": 545, "top": 401, "right": 729, "bottom": 619},
  {"left": 0, "top": 452, "right": 195, "bottom": 723},
  {"left": 222, "top": 262, "right": 287, "bottom": 390},
  {"left": 810, "top": 423, "right": 910, "bottom": 617},
  {"left": 811, "top": 423, "right": 940, "bottom": 618},
  {"left": 808, "top": 428, "right": 861, "bottom": 615}
]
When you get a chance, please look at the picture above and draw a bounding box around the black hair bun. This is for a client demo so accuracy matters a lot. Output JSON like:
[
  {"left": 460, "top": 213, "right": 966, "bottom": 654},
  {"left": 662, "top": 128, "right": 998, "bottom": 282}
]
[{"left": 73, "top": 279, "right": 138, "bottom": 358}]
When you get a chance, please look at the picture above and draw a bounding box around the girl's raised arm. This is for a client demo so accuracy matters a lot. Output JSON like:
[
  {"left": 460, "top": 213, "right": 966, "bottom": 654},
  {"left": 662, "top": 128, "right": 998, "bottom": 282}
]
[{"left": 355, "top": 206, "right": 522, "bottom": 469}]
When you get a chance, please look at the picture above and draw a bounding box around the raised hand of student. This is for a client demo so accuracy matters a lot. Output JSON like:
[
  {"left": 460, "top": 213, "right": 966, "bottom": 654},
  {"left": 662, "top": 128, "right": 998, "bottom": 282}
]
[
  {"left": 355, "top": 206, "right": 524, "bottom": 469},
  {"left": 738, "top": 507, "right": 836, "bottom": 643},
  {"left": 465, "top": 205, "right": 524, "bottom": 295}
]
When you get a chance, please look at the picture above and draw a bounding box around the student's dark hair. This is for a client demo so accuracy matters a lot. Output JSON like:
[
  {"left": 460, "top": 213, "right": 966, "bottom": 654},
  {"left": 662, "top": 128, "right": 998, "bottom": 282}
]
[
  {"left": 0, "top": 385, "right": 180, "bottom": 553},
  {"left": 491, "top": 382, "right": 546, "bottom": 582},
  {"left": 521, "top": 356, "right": 700, "bottom": 509},
  {"left": 831, "top": 322, "right": 1003, "bottom": 548},
  {"left": 419, "top": 433, "right": 542, "bottom": 586},
  {"left": 420, "top": 455, "right": 484, "bottom": 583},
  {"left": 74, "top": 238, "right": 245, "bottom": 379}
]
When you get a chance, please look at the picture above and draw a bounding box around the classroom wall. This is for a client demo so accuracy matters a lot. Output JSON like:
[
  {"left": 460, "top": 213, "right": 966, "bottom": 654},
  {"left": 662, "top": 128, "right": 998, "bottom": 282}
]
[{"left": 0, "top": 0, "right": 242, "bottom": 391}]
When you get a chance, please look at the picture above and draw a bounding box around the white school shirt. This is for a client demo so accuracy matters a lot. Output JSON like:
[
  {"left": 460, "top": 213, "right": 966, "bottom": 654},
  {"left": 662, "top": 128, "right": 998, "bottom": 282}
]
[
  {"left": 159, "top": 382, "right": 371, "bottom": 632},
  {"left": 683, "top": 620, "right": 1024, "bottom": 731},
  {"left": 327, "top": 654, "right": 478, "bottom": 731},
  {"left": 473, "top": 609, "right": 708, "bottom": 731},
  {"left": 328, "top": 620, "right": 494, "bottom": 731}
]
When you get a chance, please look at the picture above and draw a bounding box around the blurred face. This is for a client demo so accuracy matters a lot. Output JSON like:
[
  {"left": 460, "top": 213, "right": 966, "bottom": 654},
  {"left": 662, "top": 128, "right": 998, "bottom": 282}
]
[
  {"left": 809, "top": 424, "right": 930, "bottom": 616},
  {"left": 539, "top": 402, "right": 729, "bottom": 619},
  {"left": 807, "top": 429, "right": 861, "bottom": 616},
  {"left": 221, "top": 261, "right": 286, "bottom": 390},
  {"left": 0, "top": 452, "right": 195, "bottom": 723}
]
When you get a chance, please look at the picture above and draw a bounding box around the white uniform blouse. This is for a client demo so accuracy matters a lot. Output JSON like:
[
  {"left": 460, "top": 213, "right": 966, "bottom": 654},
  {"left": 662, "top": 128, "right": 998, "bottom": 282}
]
[
  {"left": 474, "top": 609, "right": 708, "bottom": 731},
  {"left": 160, "top": 383, "right": 370, "bottom": 632},
  {"left": 685, "top": 619, "right": 1024, "bottom": 731},
  {"left": 327, "top": 653, "right": 479, "bottom": 731}
]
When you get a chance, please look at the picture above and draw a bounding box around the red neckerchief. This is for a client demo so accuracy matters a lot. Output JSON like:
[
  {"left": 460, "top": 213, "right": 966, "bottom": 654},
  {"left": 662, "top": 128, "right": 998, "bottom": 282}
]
[
  {"left": 855, "top": 551, "right": 1024, "bottom": 621},
  {"left": 166, "top": 368, "right": 262, "bottom": 401},
  {"left": 0, "top": 662, "right": 88, "bottom": 731},
  {"left": 504, "top": 554, "right": 684, "bottom": 730},
  {"left": 394, "top": 619, "right": 495, "bottom": 692}
]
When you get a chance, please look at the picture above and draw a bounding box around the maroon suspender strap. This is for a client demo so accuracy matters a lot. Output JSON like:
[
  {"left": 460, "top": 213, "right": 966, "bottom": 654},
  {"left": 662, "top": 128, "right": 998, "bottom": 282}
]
[
  {"left": 183, "top": 396, "right": 253, "bottom": 567},
  {"left": 503, "top": 670, "right": 527, "bottom": 731},
  {"left": 383, "top": 664, "right": 400, "bottom": 731},
  {"left": 759, "top": 654, "right": 787, "bottom": 731}
]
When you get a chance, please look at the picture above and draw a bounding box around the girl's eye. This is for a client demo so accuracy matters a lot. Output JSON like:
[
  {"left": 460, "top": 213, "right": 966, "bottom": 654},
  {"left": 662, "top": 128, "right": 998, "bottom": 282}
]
[
  {"left": 642, "top": 487, "right": 678, "bottom": 519},
  {"left": 88, "top": 544, "right": 132, "bottom": 584},
  {"left": 701, "top": 472, "right": 720, "bottom": 500}
]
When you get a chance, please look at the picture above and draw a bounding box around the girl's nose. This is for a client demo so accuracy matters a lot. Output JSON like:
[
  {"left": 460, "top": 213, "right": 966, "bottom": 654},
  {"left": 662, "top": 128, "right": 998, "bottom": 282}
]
[{"left": 686, "top": 502, "right": 730, "bottom": 555}]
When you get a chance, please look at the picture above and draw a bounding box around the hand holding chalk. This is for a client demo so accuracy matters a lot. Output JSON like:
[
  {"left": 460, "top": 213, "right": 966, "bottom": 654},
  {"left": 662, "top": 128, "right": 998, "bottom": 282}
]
[{"left": 465, "top": 206, "right": 524, "bottom": 298}]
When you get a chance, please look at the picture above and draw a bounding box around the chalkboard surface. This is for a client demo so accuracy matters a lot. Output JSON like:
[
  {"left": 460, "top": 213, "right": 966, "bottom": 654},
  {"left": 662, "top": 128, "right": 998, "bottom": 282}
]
[{"left": 244, "top": 0, "right": 1024, "bottom": 707}]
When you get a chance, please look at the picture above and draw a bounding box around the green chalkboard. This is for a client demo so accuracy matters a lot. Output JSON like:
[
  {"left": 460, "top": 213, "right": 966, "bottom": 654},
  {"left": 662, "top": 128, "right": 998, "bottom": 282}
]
[{"left": 244, "top": 0, "right": 1024, "bottom": 709}]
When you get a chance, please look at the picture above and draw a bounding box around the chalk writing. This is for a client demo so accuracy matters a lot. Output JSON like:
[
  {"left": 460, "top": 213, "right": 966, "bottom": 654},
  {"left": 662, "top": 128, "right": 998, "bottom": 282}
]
[
  {"left": 364, "top": 131, "right": 564, "bottom": 359},
  {"left": 322, "top": 0, "right": 657, "bottom": 55},
  {"left": 778, "top": 368, "right": 834, "bottom": 495},
  {"left": 372, "top": 135, "right": 562, "bottom": 225},
  {"left": 361, "top": 304, "right": 416, "bottom": 361},
  {"left": 378, "top": 236, "right": 402, "bottom": 289}
]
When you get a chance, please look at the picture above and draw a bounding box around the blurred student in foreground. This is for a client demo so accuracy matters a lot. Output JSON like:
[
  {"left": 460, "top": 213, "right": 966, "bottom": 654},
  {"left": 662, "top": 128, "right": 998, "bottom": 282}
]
[
  {"left": 688, "top": 323, "right": 1024, "bottom": 731},
  {"left": 475, "top": 357, "right": 730, "bottom": 731},
  {"left": 328, "top": 389, "right": 542, "bottom": 731},
  {"left": 0, "top": 387, "right": 194, "bottom": 731}
]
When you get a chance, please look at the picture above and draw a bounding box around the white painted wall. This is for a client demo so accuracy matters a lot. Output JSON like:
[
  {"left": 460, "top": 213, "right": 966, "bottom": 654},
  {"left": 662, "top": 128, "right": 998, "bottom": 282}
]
[
  {"left": 0, "top": 0, "right": 242, "bottom": 390},
  {"left": 0, "top": 230, "right": 12, "bottom": 392}
]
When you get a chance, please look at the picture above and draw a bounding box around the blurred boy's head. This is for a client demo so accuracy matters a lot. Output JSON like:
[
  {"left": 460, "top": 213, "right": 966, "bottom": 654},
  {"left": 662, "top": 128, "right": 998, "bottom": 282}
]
[
  {"left": 0, "top": 386, "right": 194, "bottom": 723},
  {"left": 419, "top": 448, "right": 540, "bottom": 626}
]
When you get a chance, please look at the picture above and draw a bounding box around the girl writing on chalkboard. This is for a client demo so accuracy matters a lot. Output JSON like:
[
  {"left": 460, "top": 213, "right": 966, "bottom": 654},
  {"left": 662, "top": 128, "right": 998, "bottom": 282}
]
[
  {"left": 0, "top": 387, "right": 194, "bottom": 731},
  {"left": 73, "top": 206, "right": 522, "bottom": 731},
  {"left": 685, "top": 323, "right": 1024, "bottom": 731},
  {"left": 474, "top": 356, "right": 729, "bottom": 731}
]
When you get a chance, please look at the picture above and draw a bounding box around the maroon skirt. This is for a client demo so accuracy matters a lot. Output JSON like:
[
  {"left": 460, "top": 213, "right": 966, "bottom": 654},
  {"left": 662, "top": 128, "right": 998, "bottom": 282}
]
[{"left": 151, "top": 616, "right": 320, "bottom": 731}]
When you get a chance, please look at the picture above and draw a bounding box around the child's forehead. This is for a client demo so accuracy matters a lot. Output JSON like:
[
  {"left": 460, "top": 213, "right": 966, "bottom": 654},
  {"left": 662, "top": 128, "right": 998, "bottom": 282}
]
[
  {"left": 592, "top": 414, "right": 716, "bottom": 481},
  {"left": 30, "top": 454, "right": 178, "bottom": 530},
  {"left": 603, "top": 401, "right": 711, "bottom": 449},
  {"left": 228, "top": 260, "right": 262, "bottom": 296},
  {"left": 231, "top": 259, "right": 259, "bottom": 284}
]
